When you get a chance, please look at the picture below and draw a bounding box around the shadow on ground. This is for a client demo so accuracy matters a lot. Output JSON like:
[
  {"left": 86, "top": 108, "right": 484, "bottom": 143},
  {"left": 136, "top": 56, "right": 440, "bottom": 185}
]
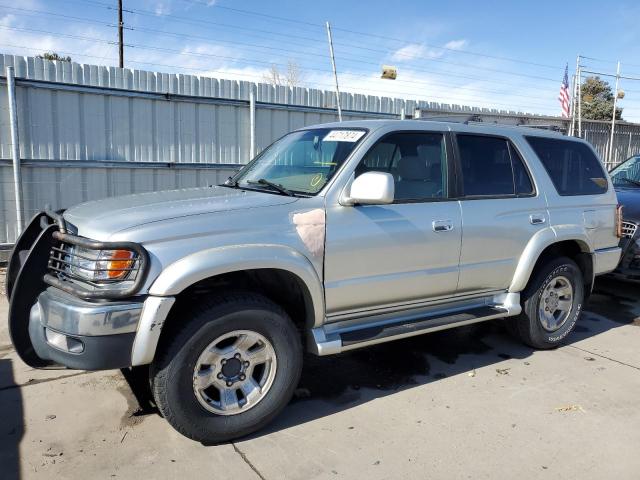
[
  {"left": 118, "top": 279, "right": 639, "bottom": 442},
  {"left": 0, "top": 358, "right": 23, "bottom": 480},
  {"left": 258, "top": 280, "right": 640, "bottom": 437}
]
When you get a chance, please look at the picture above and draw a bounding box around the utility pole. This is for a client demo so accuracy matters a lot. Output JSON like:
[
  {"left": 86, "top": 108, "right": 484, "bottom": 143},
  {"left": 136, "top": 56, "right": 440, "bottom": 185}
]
[
  {"left": 325, "top": 21, "right": 342, "bottom": 122},
  {"left": 608, "top": 61, "right": 621, "bottom": 167},
  {"left": 118, "top": 0, "right": 124, "bottom": 68}
]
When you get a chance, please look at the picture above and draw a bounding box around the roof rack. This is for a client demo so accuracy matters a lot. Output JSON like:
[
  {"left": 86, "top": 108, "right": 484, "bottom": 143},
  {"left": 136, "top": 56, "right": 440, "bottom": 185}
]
[{"left": 413, "top": 115, "right": 564, "bottom": 132}]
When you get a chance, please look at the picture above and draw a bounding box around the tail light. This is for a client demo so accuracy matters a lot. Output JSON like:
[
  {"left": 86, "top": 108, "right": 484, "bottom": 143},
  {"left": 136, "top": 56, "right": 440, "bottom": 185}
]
[{"left": 615, "top": 204, "right": 624, "bottom": 238}]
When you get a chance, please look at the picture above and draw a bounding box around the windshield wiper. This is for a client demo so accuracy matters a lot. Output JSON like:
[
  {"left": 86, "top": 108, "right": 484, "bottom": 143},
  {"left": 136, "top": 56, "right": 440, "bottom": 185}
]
[
  {"left": 621, "top": 177, "right": 640, "bottom": 187},
  {"left": 246, "top": 179, "right": 295, "bottom": 196}
]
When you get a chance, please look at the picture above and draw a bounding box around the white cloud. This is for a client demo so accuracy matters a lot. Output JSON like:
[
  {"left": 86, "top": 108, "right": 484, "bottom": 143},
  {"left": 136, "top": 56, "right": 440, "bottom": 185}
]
[
  {"left": 391, "top": 39, "right": 469, "bottom": 63},
  {"left": 443, "top": 39, "right": 467, "bottom": 51},
  {"left": 391, "top": 44, "right": 427, "bottom": 62},
  {"left": 154, "top": 1, "right": 172, "bottom": 16}
]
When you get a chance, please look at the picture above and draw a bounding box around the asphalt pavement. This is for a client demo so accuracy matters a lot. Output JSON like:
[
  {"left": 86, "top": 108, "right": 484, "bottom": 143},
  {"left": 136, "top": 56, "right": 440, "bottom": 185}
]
[{"left": 1, "top": 277, "right": 639, "bottom": 480}]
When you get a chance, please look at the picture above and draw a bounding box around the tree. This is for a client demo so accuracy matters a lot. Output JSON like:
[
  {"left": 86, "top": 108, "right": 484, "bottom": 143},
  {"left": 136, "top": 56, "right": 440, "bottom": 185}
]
[
  {"left": 580, "top": 76, "right": 623, "bottom": 120},
  {"left": 37, "top": 52, "right": 72, "bottom": 62},
  {"left": 262, "top": 61, "right": 304, "bottom": 88}
]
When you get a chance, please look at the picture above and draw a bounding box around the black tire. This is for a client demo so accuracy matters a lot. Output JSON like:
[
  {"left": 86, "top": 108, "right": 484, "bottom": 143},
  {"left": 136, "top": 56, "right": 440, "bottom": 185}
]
[
  {"left": 150, "top": 292, "right": 302, "bottom": 444},
  {"left": 508, "top": 256, "right": 584, "bottom": 349}
]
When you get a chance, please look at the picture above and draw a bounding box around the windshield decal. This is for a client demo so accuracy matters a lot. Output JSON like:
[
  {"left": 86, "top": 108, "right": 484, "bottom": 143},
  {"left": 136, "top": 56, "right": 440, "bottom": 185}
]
[{"left": 323, "top": 130, "right": 366, "bottom": 142}]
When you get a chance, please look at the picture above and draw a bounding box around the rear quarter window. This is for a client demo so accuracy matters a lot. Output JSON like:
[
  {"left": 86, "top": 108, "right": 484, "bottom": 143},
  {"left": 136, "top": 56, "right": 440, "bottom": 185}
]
[{"left": 525, "top": 136, "right": 607, "bottom": 196}]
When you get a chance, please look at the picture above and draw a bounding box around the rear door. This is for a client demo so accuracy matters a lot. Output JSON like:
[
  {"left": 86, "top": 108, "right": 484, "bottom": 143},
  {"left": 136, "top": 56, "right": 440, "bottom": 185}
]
[
  {"left": 454, "top": 133, "right": 549, "bottom": 293},
  {"left": 524, "top": 136, "right": 615, "bottom": 251}
]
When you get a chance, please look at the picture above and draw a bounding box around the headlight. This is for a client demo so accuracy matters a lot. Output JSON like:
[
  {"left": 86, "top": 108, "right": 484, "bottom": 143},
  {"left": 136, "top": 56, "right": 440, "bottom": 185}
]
[{"left": 65, "top": 247, "right": 137, "bottom": 282}]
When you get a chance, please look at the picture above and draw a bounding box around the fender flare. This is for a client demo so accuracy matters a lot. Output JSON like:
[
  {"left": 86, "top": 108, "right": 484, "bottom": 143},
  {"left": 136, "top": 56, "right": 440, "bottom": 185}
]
[
  {"left": 509, "top": 226, "right": 593, "bottom": 293},
  {"left": 149, "top": 244, "right": 325, "bottom": 328}
]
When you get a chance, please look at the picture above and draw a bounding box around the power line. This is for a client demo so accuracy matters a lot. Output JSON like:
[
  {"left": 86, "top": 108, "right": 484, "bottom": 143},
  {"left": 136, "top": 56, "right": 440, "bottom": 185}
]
[
  {"left": 0, "top": 24, "right": 562, "bottom": 105},
  {"left": 165, "top": 0, "right": 564, "bottom": 71},
  {"left": 0, "top": 10, "right": 565, "bottom": 96},
  {"left": 47, "top": 0, "right": 563, "bottom": 74},
  {"left": 0, "top": 42, "right": 560, "bottom": 113}
]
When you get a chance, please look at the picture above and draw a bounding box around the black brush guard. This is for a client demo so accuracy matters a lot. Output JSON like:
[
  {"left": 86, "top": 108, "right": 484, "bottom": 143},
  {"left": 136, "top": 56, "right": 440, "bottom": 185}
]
[{"left": 6, "top": 211, "right": 149, "bottom": 368}]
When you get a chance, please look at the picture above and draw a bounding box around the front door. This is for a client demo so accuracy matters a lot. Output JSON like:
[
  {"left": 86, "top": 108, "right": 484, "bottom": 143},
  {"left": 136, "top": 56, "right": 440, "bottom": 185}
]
[{"left": 324, "top": 131, "right": 462, "bottom": 317}]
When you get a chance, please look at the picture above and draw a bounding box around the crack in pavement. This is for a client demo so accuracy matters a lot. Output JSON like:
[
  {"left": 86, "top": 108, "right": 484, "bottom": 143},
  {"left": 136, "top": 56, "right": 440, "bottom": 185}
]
[
  {"left": 566, "top": 344, "right": 640, "bottom": 371},
  {"left": 0, "top": 371, "right": 88, "bottom": 391},
  {"left": 232, "top": 442, "right": 267, "bottom": 480}
]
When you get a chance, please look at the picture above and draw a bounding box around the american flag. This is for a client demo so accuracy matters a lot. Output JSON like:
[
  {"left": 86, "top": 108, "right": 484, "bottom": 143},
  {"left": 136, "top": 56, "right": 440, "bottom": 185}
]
[{"left": 558, "top": 64, "right": 570, "bottom": 118}]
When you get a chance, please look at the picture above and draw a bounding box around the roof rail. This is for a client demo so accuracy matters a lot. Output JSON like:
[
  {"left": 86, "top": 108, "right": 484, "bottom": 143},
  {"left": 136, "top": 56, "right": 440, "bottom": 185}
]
[{"left": 413, "top": 114, "right": 481, "bottom": 124}]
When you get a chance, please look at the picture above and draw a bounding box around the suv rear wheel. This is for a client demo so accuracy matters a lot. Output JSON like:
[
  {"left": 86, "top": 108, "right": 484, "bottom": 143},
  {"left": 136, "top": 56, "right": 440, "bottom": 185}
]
[
  {"left": 508, "top": 256, "right": 584, "bottom": 349},
  {"left": 150, "top": 292, "right": 302, "bottom": 443}
]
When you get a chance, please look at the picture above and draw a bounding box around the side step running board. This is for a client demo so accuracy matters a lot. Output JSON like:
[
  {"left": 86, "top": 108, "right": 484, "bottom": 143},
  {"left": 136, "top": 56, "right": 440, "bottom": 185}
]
[
  {"left": 340, "top": 305, "right": 506, "bottom": 346},
  {"left": 310, "top": 293, "right": 521, "bottom": 356}
]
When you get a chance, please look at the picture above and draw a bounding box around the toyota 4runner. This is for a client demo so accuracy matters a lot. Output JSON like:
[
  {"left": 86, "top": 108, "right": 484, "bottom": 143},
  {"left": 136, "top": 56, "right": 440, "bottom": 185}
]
[{"left": 6, "top": 120, "right": 622, "bottom": 443}]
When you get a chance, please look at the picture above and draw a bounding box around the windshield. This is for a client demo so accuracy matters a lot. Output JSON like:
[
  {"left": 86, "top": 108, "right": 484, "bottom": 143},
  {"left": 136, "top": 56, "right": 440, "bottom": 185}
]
[
  {"left": 610, "top": 156, "right": 640, "bottom": 187},
  {"left": 231, "top": 128, "right": 367, "bottom": 195}
]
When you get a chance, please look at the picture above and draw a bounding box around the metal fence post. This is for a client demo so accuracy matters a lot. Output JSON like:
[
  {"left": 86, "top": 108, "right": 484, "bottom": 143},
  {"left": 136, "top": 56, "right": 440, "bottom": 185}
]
[
  {"left": 249, "top": 85, "right": 256, "bottom": 160},
  {"left": 6, "top": 66, "right": 24, "bottom": 235}
]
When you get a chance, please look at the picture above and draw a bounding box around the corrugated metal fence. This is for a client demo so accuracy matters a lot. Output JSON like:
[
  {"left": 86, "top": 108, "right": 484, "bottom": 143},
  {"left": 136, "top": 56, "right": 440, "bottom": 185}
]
[{"left": 1, "top": 53, "right": 640, "bottom": 245}]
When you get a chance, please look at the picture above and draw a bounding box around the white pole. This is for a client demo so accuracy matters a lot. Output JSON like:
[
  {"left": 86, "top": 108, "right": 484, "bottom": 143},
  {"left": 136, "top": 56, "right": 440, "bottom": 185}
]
[
  {"left": 249, "top": 86, "right": 256, "bottom": 159},
  {"left": 608, "top": 61, "right": 621, "bottom": 167},
  {"left": 6, "top": 66, "right": 24, "bottom": 235},
  {"left": 577, "top": 61, "right": 582, "bottom": 137},
  {"left": 569, "top": 54, "right": 580, "bottom": 136},
  {"left": 325, "top": 21, "right": 342, "bottom": 122}
]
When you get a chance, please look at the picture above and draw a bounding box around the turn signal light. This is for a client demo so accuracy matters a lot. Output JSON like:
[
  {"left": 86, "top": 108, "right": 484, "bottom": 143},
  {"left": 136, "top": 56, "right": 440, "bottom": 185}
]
[{"left": 105, "top": 250, "right": 135, "bottom": 279}]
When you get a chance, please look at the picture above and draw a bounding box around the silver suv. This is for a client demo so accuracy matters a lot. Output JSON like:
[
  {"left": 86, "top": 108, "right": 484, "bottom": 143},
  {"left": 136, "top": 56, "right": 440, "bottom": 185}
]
[{"left": 6, "top": 120, "right": 622, "bottom": 443}]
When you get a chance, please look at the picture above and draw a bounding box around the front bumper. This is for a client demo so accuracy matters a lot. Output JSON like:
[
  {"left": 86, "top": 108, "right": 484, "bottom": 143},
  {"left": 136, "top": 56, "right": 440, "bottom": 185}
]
[
  {"left": 593, "top": 246, "right": 623, "bottom": 275},
  {"left": 27, "top": 287, "right": 144, "bottom": 370},
  {"left": 609, "top": 236, "right": 640, "bottom": 281},
  {"left": 7, "top": 211, "right": 173, "bottom": 370}
]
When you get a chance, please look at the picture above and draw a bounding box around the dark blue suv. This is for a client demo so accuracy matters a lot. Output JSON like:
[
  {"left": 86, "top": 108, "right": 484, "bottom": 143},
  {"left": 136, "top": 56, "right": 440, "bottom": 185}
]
[{"left": 610, "top": 155, "right": 640, "bottom": 280}]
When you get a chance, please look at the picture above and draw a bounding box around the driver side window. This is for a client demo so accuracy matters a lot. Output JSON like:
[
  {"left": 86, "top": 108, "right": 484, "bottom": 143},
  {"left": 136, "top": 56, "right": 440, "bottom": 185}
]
[{"left": 356, "top": 132, "right": 447, "bottom": 202}]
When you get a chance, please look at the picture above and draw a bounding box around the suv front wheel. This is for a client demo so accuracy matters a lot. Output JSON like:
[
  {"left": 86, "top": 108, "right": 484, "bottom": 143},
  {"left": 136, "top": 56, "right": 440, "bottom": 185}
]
[
  {"left": 150, "top": 292, "right": 302, "bottom": 444},
  {"left": 509, "top": 256, "right": 584, "bottom": 349}
]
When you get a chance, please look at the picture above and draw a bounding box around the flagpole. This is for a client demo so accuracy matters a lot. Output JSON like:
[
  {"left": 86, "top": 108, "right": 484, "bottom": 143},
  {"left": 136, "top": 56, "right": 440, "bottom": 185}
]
[
  {"left": 577, "top": 60, "right": 582, "bottom": 137},
  {"left": 608, "top": 61, "right": 621, "bottom": 168},
  {"left": 569, "top": 55, "right": 580, "bottom": 136}
]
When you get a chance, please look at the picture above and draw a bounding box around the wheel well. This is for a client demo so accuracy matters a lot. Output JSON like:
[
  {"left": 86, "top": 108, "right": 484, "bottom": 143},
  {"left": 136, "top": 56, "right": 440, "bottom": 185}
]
[
  {"left": 159, "top": 269, "right": 315, "bottom": 346},
  {"left": 531, "top": 240, "right": 594, "bottom": 295}
]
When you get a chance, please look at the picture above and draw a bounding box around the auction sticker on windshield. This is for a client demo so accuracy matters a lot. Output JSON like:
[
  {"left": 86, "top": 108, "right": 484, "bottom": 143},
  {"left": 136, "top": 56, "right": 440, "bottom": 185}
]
[{"left": 323, "top": 130, "right": 366, "bottom": 142}]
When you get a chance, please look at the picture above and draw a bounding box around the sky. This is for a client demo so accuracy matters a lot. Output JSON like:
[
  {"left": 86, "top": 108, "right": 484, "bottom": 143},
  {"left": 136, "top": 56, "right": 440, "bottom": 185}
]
[{"left": 1, "top": 0, "right": 640, "bottom": 121}]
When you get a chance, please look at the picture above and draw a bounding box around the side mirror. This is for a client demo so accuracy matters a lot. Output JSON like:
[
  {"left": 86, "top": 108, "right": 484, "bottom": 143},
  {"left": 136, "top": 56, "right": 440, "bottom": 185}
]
[{"left": 342, "top": 171, "right": 395, "bottom": 205}]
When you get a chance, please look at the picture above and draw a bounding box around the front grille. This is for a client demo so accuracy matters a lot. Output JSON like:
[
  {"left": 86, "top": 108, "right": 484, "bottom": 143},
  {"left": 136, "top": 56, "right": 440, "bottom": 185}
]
[{"left": 622, "top": 221, "right": 638, "bottom": 239}]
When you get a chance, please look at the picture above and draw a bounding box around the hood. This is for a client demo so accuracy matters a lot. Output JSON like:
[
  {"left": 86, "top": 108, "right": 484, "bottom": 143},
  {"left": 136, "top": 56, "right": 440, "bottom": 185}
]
[
  {"left": 615, "top": 187, "right": 640, "bottom": 222},
  {"left": 63, "top": 186, "right": 299, "bottom": 239}
]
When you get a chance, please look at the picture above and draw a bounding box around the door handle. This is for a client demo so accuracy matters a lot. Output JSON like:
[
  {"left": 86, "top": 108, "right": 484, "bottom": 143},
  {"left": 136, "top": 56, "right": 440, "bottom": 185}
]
[
  {"left": 432, "top": 220, "right": 454, "bottom": 232},
  {"left": 529, "top": 214, "right": 546, "bottom": 225}
]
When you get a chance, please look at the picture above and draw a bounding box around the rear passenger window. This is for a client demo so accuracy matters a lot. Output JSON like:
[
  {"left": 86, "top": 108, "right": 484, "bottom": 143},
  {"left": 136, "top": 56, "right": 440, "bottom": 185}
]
[
  {"left": 356, "top": 132, "right": 447, "bottom": 201},
  {"left": 457, "top": 135, "right": 525, "bottom": 197},
  {"left": 526, "top": 136, "right": 607, "bottom": 196}
]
